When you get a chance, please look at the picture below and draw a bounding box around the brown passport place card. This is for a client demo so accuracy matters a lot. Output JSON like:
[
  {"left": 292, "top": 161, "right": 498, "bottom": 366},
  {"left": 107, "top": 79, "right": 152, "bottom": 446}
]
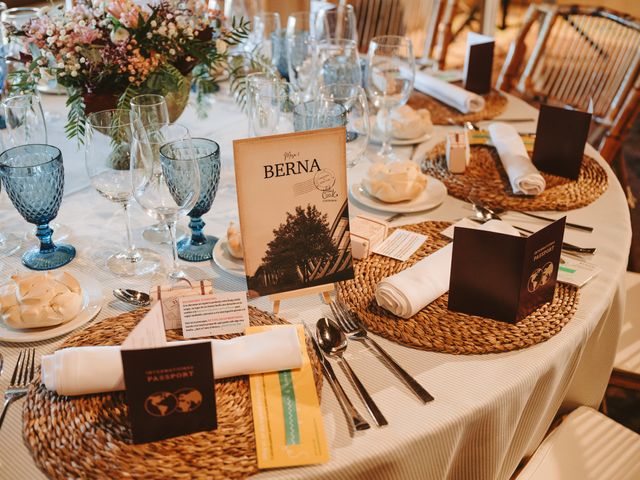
[
  {"left": 448, "top": 218, "right": 566, "bottom": 323},
  {"left": 463, "top": 32, "right": 494, "bottom": 95},
  {"left": 532, "top": 104, "right": 592, "bottom": 180},
  {"left": 121, "top": 342, "right": 217, "bottom": 444},
  {"left": 233, "top": 127, "right": 354, "bottom": 297}
]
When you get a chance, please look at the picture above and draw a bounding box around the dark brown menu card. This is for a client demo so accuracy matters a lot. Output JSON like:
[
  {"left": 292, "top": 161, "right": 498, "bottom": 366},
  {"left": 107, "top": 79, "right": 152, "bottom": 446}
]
[
  {"left": 121, "top": 342, "right": 217, "bottom": 444},
  {"left": 448, "top": 218, "right": 565, "bottom": 323},
  {"left": 463, "top": 32, "right": 495, "bottom": 95},
  {"left": 532, "top": 104, "right": 592, "bottom": 180},
  {"left": 233, "top": 127, "right": 354, "bottom": 297}
]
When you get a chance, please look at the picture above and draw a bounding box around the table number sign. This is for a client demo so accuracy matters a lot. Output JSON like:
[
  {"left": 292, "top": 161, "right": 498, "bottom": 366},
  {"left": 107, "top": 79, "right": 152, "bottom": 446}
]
[
  {"left": 463, "top": 32, "right": 495, "bottom": 95},
  {"left": 448, "top": 218, "right": 566, "bottom": 323},
  {"left": 233, "top": 127, "right": 354, "bottom": 297},
  {"left": 121, "top": 342, "right": 217, "bottom": 444}
]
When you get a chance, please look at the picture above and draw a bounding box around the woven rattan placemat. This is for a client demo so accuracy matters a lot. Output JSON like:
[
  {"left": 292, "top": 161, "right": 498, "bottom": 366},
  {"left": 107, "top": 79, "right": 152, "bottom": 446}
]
[
  {"left": 337, "top": 221, "right": 579, "bottom": 355},
  {"left": 421, "top": 143, "right": 608, "bottom": 211},
  {"left": 23, "top": 306, "right": 322, "bottom": 480},
  {"left": 408, "top": 89, "right": 508, "bottom": 125}
]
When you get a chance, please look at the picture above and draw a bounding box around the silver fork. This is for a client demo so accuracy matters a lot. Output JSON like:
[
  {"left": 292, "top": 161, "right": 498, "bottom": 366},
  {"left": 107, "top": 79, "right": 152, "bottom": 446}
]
[
  {"left": 0, "top": 348, "right": 36, "bottom": 430},
  {"left": 330, "top": 302, "right": 434, "bottom": 404}
]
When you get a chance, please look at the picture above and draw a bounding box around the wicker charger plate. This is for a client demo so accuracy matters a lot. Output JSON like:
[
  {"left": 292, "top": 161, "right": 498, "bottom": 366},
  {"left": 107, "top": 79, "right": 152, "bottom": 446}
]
[
  {"left": 337, "top": 221, "right": 579, "bottom": 355},
  {"left": 408, "top": 89, "right": 508, "bottom": 124},
  {"left": 23, "top": 306, "right": 322, "bottom": 480},
  {"left": 422, "top": 142, "right": 608, "bottom": 211}
]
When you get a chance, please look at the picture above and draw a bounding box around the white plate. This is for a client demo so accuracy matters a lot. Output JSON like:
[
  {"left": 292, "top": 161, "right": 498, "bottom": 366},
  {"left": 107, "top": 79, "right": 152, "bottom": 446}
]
[
  {"left": 369, "top": 128, "right": 432, "bottom": 146},
  {"left": 0, "top": 273, "right": 103, "bottom": 343},
  {"left": 212, "top": 238, "right": 245, "bottom": 278},
  {"left": 349, "top": 176, "right": 447, "bottom": 213}
]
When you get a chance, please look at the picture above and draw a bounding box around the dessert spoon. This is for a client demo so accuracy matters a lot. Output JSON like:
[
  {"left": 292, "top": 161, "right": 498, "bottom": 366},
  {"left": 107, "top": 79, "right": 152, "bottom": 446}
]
[{"left": 113, "top": 288, "right": 151, "bottom": 307}]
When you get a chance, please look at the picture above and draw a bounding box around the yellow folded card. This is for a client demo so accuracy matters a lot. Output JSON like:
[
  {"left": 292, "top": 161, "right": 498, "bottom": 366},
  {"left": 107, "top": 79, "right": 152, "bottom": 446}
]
[
  {"left": 249, "top": 325, "right": 329, "bottom": 469},
  {"left": 468, "top": 129, "right": 536, "bottom": 152}
]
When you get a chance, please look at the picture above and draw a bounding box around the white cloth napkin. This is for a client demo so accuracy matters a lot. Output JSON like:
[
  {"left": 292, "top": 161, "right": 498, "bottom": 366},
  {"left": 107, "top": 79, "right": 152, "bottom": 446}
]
[
  {"left": 489, "top": 122, "right": 546, "bottom": 196},
  {"left": 375, "top": 220, "right": 519, "bottom": 318},
  {"left": 41, "top": 326, "right": 302, "bottom": 396},
  {"left": 414, "top": 72, "right": 485, "bottom": 113}
]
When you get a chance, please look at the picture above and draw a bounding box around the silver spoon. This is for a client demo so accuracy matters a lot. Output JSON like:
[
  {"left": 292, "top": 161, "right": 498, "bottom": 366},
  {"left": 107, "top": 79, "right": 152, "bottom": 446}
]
[
  {"left": 316, "top": 318, "right": 388, "bottom": 427},
  {"left": 113, "top": 288, "right": 151, "bottom": 307}
]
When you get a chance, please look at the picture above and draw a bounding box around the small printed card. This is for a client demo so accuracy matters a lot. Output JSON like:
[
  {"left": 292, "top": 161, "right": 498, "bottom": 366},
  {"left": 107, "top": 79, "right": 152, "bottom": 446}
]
[
  {"left": 150, "top": 280, "right": 215, "bottom": 330},
  {"left": 463, "top": 32, "right": 495, "bottom": 94},
  {"left": 178, "top": 292, "right": 249, "bottom": 338},
  {"left": 121, "top": 342, "right": 217, "bottom": 444},
  {"left": 249, "top": 325, "right": 329, "bottom": 469},
  {"left": 448, "top": 218, "right": 566, "bottom": 323},
  {"left": 558, "top": 258, "right": 601, "bottom": 288},
  {"left": 372, "top": 229, "right": 427, "bottom": 262},
  {"left": 532, "top": 104, "right": 592, "bottom": 180}
]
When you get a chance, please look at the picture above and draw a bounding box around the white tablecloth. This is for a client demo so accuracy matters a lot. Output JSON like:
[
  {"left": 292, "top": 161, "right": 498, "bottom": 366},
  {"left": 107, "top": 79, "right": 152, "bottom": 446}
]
[{"left": 0, "top": 88, "right": 631, "bottom": 480}]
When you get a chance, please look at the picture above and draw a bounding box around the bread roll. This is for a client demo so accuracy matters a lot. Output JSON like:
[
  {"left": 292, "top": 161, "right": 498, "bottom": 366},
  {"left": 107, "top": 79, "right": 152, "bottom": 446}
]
[
  {"left": 226, "top": 222, "right": 244, "bottom": 259},
  {"left": 362, "top": 161, "right": 428, "bottom": 203}
]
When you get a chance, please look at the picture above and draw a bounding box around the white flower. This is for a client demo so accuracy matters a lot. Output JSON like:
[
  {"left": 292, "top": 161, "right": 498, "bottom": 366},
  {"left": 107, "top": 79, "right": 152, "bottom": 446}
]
[
  {"left": 215, "top": 38, "right": 227, "bottom": 54},
  {"left": 70, "top": 70, "right": 78, "bottom": 77},
  {"left": 110, "top": 27, "right": 130, "bottom": 44}
]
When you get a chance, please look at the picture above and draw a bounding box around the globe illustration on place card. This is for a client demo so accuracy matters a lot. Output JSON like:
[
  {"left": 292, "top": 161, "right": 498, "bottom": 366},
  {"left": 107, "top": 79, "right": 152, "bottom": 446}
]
[{"left": 233, "top": 128, "right": 354, "bottom": 297}]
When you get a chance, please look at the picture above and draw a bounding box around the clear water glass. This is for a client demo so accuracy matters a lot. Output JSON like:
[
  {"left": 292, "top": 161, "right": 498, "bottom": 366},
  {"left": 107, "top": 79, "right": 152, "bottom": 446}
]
[
  {"left": 250, "top": 12, "right": 281, "bottom": 67},
  {"left": 366, "top": 35, "right": 415, "bottom": 162},
  {"left": 0, "top": 144, "right": 75, "bottom": 270},
  {"left": 293, "top": 99, "right": 347, "bottom": 132},
  {"left": 314, "top": 4, "right": 357, "bottom": 42},
  {"left": 321, "top": 84, "right": 370, "bottom": 167},
  {"left": 131, "top": 123, "right": 200, "bottom": 281},
  {"left": 0, "top": 182, "right": 22, "bottom": 257},
  {"left": 249, "top": 77, "right": 301, "bottom": 136},
  {"left": 317, "top": 39, "right": 362, "bottom": 87},
  {"left": 2, "top": 94, "right": 47, "bottom": 147},
  {"left": 175, "top": 138, "right": 220, "bottom": 262},
  {"left": 286, "top": 11, "right": 318, "bottom": 100},
  {"left": 85, "top": 109, "right": 161, "bottom": 276},
  {"left": 130, "top": 93, "right": 174, "bottom": 245}
]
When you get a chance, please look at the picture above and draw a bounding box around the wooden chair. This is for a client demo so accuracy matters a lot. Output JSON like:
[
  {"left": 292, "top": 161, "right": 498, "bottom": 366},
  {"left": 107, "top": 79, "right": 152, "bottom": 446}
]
[
  {"left": 347, "top": 0, "right": 456, "bottom": 70},
  {"left": 497, "top": 4, "right": 640, "bottom": 205}
]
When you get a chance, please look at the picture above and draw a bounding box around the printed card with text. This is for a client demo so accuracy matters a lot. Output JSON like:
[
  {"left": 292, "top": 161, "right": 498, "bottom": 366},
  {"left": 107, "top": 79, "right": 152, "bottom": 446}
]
[{"left": 233, "top": 128, "right": 354, "bottom": 297}]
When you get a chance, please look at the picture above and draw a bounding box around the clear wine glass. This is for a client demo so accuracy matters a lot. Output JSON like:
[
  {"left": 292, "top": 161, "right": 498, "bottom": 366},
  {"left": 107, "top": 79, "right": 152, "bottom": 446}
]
[
  {"left": 321, "top": 84, "right": 370, "bottom": 167},
  {"left": 286, "top": 11, "right": 318, "bottom": 101},
  {"left": 249, "top": 77, "right": 301, "bottom": 136},
  {"left": 85, "top": 109, "right": 161, "bottom": 276},
  {"left": 131, "top": 123, "right": 200, "bottom": 281},
  {"left": 314, "top": 4, "right": 357, "bottom": 42},
  {"left": 366, "top": 35, "right": 415, "bottom": 163},
  {"left": 2, "top": 93, "right": 47, "bottom": 147},
  {"left": 0, "top": 144, "right": 75, "bottom": 270},
  {"left": 250, "top": 12, "right": 281, "bottom": 68},
  {"left": 0, "top": 182, "right": 22, "bottom": 257},
  {"left": 317, "top": 38, "right": 362, "bottom": 87},
  {"left": 130, "top": 93, "right": 175, "bottom": 245}
]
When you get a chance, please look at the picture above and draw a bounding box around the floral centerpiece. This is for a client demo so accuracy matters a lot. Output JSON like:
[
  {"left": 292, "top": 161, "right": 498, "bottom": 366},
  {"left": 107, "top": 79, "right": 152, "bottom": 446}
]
[{"left": 9, "top": 0, "right": 251, "bottom": 140}]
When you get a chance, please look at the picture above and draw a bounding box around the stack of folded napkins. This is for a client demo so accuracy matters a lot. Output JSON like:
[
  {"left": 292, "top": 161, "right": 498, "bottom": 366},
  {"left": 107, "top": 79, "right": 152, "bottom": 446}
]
[
  {"left": 376, "top": 105, "right": 433, "bottom": 140},
  {"left": 375, "top": 220, "right": 519, "bottom": 318},
  {"left": 41, "top": 327, "right": 302, "bottom": 396},
  {"left": 488, "top": 122, "right": 546, "bottom": 196},
  {"left": 414, "top": 72, "right": 485, "bottom": 113},
  {"left": 363, "top": 161, "right": 428, "bottom": 203}
]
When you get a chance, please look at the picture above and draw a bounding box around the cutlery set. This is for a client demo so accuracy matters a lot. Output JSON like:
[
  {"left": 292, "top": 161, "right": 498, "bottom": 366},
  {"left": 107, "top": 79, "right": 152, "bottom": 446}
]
[
  {"left": 307, "top": 300, "right": 434, "bottom": 435},
  {"left": 0, "top": 348, "right": 36, "bottom": 431}
]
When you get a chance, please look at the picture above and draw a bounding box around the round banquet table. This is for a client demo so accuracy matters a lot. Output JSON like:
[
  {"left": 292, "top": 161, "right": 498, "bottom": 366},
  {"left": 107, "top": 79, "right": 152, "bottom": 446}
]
[{"left": 0, "top": 86, "right": 631, "bottom": 480}]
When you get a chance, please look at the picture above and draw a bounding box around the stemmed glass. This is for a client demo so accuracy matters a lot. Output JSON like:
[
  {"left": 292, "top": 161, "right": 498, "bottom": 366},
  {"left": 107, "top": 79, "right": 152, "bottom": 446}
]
[
  {"left": 0, "top": 145, "right": 76, "bottom": 270},
  {"left": 130, "top": 94, "right": 174, "bottom": 245},
  {"left": 176, "top": 138, "right": 220, "bottom": 262},
  {"left": 314, "top": 4, "right": 357, "bottom": 42},
  {"left": 317, "top": 39, "right": 362, "bottom": 87},
  {"left": 2, "top": 94, "right": 47, "bottom": 147},
  {"left": 0, "top": 182, "right": 22, "bottom": 257},
  {"left": 250, "top": 12, "right": 281, "bottom": 68},
  {"left": 131, "top": 123, "right": 200, "bottom": 281},
  {"left": 85, "top": 109, "right": 161, "bottom": 276},
  {"left": 366, "top": 35, "right": 415, "bottom": 163},
  {"left": 286, "top": 11, "right": 318, "bottom": 101},
  {"left": 321, "top": 84, "right": 370, "bottom": 167},
  {"left": 249, "top": 77, "right": 301, "bottom": 136}
]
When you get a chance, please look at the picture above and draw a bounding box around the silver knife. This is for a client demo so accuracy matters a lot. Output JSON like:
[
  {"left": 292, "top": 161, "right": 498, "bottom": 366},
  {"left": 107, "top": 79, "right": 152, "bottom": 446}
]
[{"left": 304, "top": 325, "right": 370, "bottom": 434}]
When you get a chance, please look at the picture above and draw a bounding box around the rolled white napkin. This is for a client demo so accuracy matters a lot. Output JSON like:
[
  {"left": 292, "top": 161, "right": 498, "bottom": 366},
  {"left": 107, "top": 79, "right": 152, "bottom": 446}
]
[
  {"left": 375, "top": 220, "right": 519, "bottom": 318},
  {"left": 489, "top": 122, "right": 546, "bottom": 196},
  {"left": 41, "top": 326, "right": 302, "bottom": 396},
  {"left": 414, "top": 72, "right": 485, "bottom": 113}
]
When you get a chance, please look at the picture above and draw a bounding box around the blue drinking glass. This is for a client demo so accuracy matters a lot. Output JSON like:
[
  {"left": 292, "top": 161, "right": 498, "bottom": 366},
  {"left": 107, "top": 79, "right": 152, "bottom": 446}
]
[{"left": 0, "top": 144, "right": 76, "bottom": 270}]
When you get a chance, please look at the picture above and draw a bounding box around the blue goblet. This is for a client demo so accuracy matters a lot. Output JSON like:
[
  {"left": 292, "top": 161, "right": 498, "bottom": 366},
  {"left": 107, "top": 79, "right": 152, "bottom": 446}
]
[
  {"left": 165, "top": 138, "right": 220, "bottom": 262},
  {"left": 0, "top": 144, "right": 76, "bottom": 270}
]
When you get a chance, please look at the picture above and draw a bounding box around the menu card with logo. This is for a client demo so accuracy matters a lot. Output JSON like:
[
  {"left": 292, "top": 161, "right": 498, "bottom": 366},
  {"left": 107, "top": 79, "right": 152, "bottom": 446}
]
[
  {"left": 463, "top": 32, "right": 495, "bottom": 94},
  {"left": 233, "top": 127, "right": 354, "bottom": 297},
  {"left": 532, "top": 104, "right": 592, "bottom": 180},
  {"left": 121, "top": 342, "right": 217, "bottom": 444},
  {"left": 448, "top": 218, "right": 566, "bottom": 323}
]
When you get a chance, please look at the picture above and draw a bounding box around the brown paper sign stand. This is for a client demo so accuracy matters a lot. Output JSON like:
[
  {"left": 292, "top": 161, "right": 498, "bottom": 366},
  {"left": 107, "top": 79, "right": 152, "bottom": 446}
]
[{"left": 268, "top": 284, "right": 334, "bottom": 314}]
